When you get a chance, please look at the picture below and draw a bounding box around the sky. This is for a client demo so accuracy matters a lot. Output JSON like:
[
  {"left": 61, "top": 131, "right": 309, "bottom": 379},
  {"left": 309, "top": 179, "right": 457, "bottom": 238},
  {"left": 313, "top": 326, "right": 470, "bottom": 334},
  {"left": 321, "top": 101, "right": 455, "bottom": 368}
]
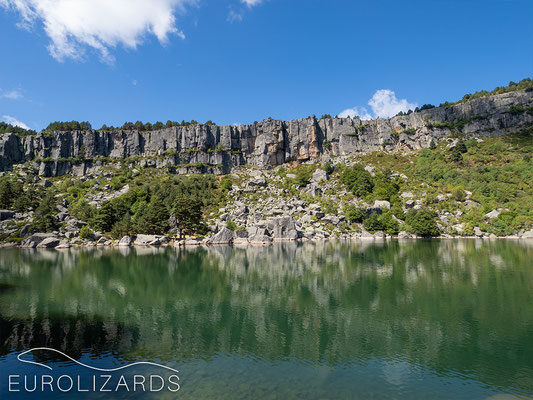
[{"left": 0, "top": 0, "right": 532, "bottom": 131}]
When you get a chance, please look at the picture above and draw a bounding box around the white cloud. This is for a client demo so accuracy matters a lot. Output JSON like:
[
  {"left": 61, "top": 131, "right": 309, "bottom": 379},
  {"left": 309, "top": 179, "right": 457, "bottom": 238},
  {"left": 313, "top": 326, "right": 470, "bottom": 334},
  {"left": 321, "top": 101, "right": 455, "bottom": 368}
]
[
  {"left": 339, "top": 89, "right": 417, "bottom": 120},
  {"left": 2, "top": 115, "right": 30, "bottom": 130},
  {"left": 0, "top": 0, "right": 195, "bottom": 62},
  {"left": 368, "top": 89, "right": 417, "bottom": 118},
  {"left": 241, "top": 0, "right": 263, "bottom": 7},
  {"left": 0, "top": 89, "right": 23, "bottom": 100},
  {"left": 338, "top": 106, "right": 372, "bottom": 120}
]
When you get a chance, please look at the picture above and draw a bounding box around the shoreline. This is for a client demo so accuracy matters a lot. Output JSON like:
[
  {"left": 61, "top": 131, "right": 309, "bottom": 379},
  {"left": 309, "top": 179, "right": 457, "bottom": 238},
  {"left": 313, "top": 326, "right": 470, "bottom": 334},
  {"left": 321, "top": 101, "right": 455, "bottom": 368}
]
[{"left": 2, "top": 234, "right": 532, "bottom": 249}]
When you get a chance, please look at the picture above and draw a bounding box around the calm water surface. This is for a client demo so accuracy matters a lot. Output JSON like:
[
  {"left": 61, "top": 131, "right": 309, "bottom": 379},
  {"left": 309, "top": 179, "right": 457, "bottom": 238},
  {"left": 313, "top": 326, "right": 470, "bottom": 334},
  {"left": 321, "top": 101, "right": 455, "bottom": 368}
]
[{"left": 0, "top": 240, "right": 532, "bottom": 399}]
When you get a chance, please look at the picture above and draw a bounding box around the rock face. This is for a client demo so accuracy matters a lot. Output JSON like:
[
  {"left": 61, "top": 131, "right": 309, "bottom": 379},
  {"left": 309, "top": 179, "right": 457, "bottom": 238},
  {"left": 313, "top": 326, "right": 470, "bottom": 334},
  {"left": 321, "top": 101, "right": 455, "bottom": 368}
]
[{"left": 1, "top": 90, "right": 532, "bottom": 176}]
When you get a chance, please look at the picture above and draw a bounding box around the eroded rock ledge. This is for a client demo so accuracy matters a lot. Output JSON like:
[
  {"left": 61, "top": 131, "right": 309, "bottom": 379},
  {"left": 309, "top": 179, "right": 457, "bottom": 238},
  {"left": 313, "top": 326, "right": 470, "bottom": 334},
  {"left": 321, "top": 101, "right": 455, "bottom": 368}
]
[{"left": 1, "top": 89, "right": 532, "bottom": 176}]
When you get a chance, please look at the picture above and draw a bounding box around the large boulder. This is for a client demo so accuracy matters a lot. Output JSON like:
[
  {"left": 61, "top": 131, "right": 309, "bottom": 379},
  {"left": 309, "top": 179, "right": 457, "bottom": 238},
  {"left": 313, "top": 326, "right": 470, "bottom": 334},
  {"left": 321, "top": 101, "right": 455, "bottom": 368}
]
[
  {"left": 208, "top": 228, "right": 234, "bottom": 244},
  {"left": 266, "top": 217, "right": 301, "bottom": 240},
  {"left": 134, "top": 234, "right": 159, "bottom": 246},
  {"left": 118, "top": 236, "right": 132, "bottom": 246},
  {"left": 21, "top": 233, "right": 57, "bottom": 248},
  {"left": 36, "top": 237, "right": 61, "bottom": 248},
  {"left": 248, "top": 234, "right": 273, "bottom": 244}
]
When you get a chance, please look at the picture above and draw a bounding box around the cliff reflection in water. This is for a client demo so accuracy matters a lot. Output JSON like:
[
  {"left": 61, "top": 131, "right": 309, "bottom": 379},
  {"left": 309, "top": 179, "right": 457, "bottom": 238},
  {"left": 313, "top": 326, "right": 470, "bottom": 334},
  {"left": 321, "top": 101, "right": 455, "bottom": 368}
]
[{"left": 0, "top": 240, "right": 533, "bottom": 395}]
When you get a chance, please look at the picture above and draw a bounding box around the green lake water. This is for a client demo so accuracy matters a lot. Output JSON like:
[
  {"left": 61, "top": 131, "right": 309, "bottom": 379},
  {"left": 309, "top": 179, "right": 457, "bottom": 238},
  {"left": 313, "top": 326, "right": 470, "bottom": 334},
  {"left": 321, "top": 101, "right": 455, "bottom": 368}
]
[{"left": 0, "top": 240, "right": 532, "bottom": 399}]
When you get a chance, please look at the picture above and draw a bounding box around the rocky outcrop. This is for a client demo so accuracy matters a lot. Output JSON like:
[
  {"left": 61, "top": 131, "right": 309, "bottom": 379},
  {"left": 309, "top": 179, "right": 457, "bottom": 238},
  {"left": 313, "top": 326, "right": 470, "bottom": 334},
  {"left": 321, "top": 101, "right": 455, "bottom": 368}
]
[
  {"left": 266, "top": 217, "right": 301, "bottom": 240},
  {"left": 1, "top": 89, "right": 532, "bottom": 176},
  {"left": 208, "top": 228, "right": 235, "bottom": 244}
]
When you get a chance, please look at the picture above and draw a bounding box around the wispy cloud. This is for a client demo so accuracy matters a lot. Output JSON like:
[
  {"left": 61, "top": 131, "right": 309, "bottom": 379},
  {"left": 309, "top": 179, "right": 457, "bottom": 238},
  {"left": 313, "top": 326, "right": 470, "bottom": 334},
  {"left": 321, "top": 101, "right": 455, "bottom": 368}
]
[
  {"left": 241, "top": 0, "right": 263, "bottom": 7},
  {"left": 227, "top": 9, "right": 243, "bottom": 23},
  {"left": 0, "top": 89, "right": 23, "bottom": 100},
  {"left": 0, "top": 0, "right": 196, "bottom": 63},
  {"left": 339, "top": 89, "right": 417, "bottom": 120},
  {"left": 2, "top": 115, "right": 30, "bottom": 129}
]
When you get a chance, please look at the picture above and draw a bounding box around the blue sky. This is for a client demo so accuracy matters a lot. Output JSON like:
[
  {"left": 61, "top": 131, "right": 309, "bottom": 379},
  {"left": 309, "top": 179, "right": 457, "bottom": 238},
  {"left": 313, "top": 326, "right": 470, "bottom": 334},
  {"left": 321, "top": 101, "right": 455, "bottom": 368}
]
[{"left": 0, "top": 0, "right": 532, "bottom": 131}]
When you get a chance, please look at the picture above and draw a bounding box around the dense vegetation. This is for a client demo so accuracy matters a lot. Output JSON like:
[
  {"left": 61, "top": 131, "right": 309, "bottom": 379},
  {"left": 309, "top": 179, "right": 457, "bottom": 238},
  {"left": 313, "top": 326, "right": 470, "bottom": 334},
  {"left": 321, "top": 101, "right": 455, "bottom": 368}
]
[
  {"left": 0, "top": 122, "right": 36, "bottom": 136},
  {"left": 67, "top": 174, "right": 226, "bottom": 239}
]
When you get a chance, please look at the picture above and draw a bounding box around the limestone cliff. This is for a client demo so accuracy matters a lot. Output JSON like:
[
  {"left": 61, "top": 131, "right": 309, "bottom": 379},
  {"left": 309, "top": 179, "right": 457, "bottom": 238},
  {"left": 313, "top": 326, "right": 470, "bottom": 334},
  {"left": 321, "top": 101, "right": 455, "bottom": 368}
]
[{"left": 1, "top": 89, "right": 532, "bottom": 176}]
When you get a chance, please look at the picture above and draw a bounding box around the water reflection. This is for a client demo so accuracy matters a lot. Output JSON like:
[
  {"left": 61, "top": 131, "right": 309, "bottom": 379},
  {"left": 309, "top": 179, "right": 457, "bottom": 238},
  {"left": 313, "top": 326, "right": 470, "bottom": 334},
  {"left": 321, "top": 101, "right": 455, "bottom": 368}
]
[{"left": 0, "top": 240, "right": 532, "bottom": 399}]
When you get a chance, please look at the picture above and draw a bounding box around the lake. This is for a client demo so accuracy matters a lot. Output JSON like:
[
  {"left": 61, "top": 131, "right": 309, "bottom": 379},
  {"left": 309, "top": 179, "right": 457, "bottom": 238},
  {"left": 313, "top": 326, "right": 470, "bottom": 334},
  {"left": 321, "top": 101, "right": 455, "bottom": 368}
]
[{"left": 0, "top": 240, "right": 532, "bottom": 399}]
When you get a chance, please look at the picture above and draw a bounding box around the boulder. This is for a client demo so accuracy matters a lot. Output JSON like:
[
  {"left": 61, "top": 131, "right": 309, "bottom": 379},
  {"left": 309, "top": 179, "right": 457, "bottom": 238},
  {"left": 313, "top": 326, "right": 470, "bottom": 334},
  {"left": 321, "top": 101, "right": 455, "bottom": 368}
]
[
  {"left": 248, "top": 235, "right": 273, "bottom": 244},
  {"left": 0, "top": 210, "right": 15, "bottom": 221},
  {"left": 485, "top": 210, "right": 501, "bottom": 219},
  {"left": 520, "top": 230, "right": 533, "bottom": 239},
  {"left": 233, "top": 237, "right": 249, "bottom": 245},
  {"left": 373, "top": 200, "right": 391, "bottom": 210},
  {"left": 373, "top": 231, "right": 385, "bottom": 239},
  {"left": 21, "top": 233, "right": 56, "bottom": 248},
  {"left": 118, "top": 236, "right": 132, "bottom": 246},
  {"left": 398, "top": 231, "right": 411, "bottom": 239},
  {"left": 134, "top": 234, "right": 159, "bottom": 246},
  {"left": 360, "top": 230, "right": 374, "bottom": 239},
  {"left": 208, "top": 228, "right": 234, "bottom": 244},
  {"left": 266, "top": 217, "right": 301, "bottom": 240},
  {"left": 148, "top": 238, "right": 161, "bottom": 246},
  {"left": 405, "top": 200, "right": 415, "bottom": 209},
  {"left": 311, "top": 169, "right": 328, "bottom": 182},
  {"left": 474, "top": 227, "right": 483, "bottom": 237},
  {"left": 56, "top": 240, "right": 71, "bottom": 249},
  {"left": 36, "top": 237, "right": 61, "bottom": 248},
  {"left": 249, "top": 176, "right": 266, "bottom": 187},
  {"left": 364, "top": 166, "right": 375, "bottom": 177}
]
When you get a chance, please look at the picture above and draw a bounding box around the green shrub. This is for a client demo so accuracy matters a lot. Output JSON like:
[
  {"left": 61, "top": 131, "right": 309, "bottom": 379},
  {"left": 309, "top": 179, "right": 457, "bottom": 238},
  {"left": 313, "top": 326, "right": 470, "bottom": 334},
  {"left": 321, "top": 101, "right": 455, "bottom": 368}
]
[
  {"left": 341, "top": 164, "right": 374, "bottom": 197},
  {"left": 79, "top": 225, "right": 94, "bottom": 240},
  {"left": 489, "top": 211, "right": 522, "bottom": 236},
  {"left": 450, "top": 140, "right": 467, "bottom": 162},
  {"left": 293, "top": 165, "right": 316, "bottom": 187},
  {"left": 344, "top": 205, "right": 365, "bottom": 223},
  {"left": 226, "top": 220, "right": 237, "bottom": 231},
  {"left": 363, "top": 212, "right": 399, "bottom": 235},
  {"left": 322, "top": 161, "right": 334, "bottom": 175},
  {"left": 405, "top": 209, "right": 440, "bottom": 237},
  {"left": 31, "top": 192, "right": 57, "bottom": 232}
]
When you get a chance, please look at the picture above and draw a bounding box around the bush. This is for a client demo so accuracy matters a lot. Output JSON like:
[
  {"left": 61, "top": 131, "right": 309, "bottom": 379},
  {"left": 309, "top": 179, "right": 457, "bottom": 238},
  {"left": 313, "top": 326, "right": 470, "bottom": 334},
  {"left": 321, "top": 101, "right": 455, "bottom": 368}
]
[
  {"left": 363, "top": 212, "right": 399, "bottom": 235},
  {"left": 363, "top": 213, "right": 382, "bottom": 231},
  {"left": 405, "top": 209, "right": 440, "bottom": 237},
  {"left": 79, "top": 225, "right": 94, "bottom": 240},
  {"left": 341, "top": 164, "right": 374, "bottom": 197},
  {"left": 322, "top": 161, "right": 334, "bottom": 175},
  {"left": 294, "top": 165, "right": 315, "bottom": 187},
  {"left": 489, "top": 211, "right": 522, "bottom": 236},
  {"left": 226, "top": 220, "right": 237, "bottom": 231},
  {"left": 31, "top": 192, "right": 57, "bottom": 232},
  {"left": 450, "top": 140, "right": 467, "bottom": 162},
  {"left": 344, "top": 205, "right": 365, "bottom": 223},
  {"left": 220, "top": 176, "right": 233, "bottom": 191}
]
